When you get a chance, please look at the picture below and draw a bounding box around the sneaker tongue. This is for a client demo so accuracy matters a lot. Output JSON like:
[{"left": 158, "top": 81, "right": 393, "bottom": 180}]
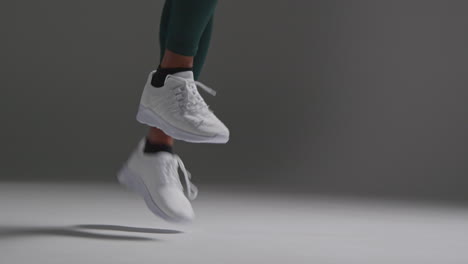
[{"left": 172, "top": 71, "right": 194, "bottom": 80}]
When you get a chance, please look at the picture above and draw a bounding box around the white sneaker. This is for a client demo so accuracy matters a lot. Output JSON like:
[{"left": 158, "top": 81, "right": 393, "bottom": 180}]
[
  {"left": 117, "top": 139, "right": 197, "bottom": 223},
  {"left": 136, "top": 71, "right": 229, "bottom": 144}
]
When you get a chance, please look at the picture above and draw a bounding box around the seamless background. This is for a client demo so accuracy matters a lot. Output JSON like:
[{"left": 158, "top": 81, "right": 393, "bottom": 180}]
[{"left": 1, "top": 0, "right": 467, "bottom": 202}]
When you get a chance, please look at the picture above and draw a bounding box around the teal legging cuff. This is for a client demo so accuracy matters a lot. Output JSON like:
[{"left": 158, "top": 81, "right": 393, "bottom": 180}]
[{"left": 159, "top": 0, "right": 218, "bottom": 79}]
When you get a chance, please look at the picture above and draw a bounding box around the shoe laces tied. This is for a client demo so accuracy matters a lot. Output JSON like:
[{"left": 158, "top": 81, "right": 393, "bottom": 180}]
[
  {"left": 186, "top": 81, "right": 216, "bottom": 111},
  {"left": 171, "top": 76, "right": 217, "bottom": 112},
  {"left": 169, "top": 154, "right": 198, "bottom": 200}
]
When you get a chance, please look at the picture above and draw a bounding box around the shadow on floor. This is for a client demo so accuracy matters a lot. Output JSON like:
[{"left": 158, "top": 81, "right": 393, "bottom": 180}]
[
  {"left": 0, "top": 224, "right": 182, "bottom": 241},
  {"left": 74, "top": 224, "right": 182, "bottom": 234}
]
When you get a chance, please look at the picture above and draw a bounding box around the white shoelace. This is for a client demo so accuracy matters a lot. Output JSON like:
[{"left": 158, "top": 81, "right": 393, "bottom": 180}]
[
  {"left": 171, "top": 76, "right": 217, "bottom": 112},
  {"left": 169, "top": 154, "right": 198, "bottom": 200},
  {"left": 194, "top": 81, "right": 216, "bottom": 96}
]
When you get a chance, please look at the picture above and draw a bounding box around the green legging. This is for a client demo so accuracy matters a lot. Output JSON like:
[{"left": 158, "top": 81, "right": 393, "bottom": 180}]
[{"left": 159, "top": 0, "right": 218, "bottom": 80}]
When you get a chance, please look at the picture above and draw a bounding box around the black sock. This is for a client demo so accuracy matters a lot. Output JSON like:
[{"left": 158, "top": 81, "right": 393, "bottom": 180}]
[
  {"left": 143, "top": 138, "right": 173, "bottom": 154},
  {"left": 151, "top": 66, "right": 193, "bottom": 88}
]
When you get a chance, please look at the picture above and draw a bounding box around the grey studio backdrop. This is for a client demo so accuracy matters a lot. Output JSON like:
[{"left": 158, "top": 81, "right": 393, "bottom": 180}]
[{"left": 2, "top": 1, "right": 467, "bottom": 202}]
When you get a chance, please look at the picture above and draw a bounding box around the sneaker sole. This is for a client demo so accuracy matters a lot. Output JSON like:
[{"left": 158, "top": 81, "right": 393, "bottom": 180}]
[
  {"left": 136, "top": 105, "right": 228, "bottom": 144},
  {"left": 117, "top": 165, "right": 188, "bottom": 223}
]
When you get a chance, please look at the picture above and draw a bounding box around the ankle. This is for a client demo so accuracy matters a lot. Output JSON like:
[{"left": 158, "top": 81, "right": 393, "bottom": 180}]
[
  {"left": 160, "top": 49, "right": 194, "bottom": 68},
  {"left": 143, "top": 138, "right": 173, "bottom": 154},
  {"left": 151, "top": 66, "right": 193, "bottom": 87},
  {"left": 147, "top": 127, "right": 174, "bottom": 146}
]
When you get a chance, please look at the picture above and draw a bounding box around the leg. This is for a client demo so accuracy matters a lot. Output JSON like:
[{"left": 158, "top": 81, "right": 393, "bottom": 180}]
[
  {"left": 118, "top": 0, "right": 224, "bottom": 224},
  {"left": 193, "top": 16, "right": 214, "bottom": 80},
  {"left": 158, "top": 0, "right": 171, "bottom": 63},
  {"left": 157, "top": 0, "right": 217, "bottom": 73},
  {"left": 146, "top": 0, "right": 175, "bottom": 150},
  {"left": 160, "top": 14, "right": 215, "bottom": 80},
  {"left": 148, "top": 0, "right": 217, "bottom": 146},
  {"left": 165, "top": 0, "right": 218, "bottom": 57},
  {"left": 143, "top": 0, "right": 227, "bottom": 143}
]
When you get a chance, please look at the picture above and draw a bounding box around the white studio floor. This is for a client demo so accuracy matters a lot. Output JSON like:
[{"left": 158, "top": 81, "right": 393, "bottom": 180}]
[{"left": 1, "top": 182, "right": 468, "bottom": 264}]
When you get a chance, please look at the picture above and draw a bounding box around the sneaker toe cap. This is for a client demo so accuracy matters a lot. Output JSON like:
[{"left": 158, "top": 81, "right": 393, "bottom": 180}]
[
  {"left": 157, "top": 187, "right": 195, "bottom": 222},
  {"left": 198, "top": 116, "right": 230, "bottom": 141}
]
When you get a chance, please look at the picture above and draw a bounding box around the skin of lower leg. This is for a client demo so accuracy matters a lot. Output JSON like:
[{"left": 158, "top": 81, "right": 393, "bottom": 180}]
[
  {"left": 160, "top": 49, "right": 194, "bottom": 68},
  {"left": 147, "top": 127, "right": 174, "bottom": 146}
]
